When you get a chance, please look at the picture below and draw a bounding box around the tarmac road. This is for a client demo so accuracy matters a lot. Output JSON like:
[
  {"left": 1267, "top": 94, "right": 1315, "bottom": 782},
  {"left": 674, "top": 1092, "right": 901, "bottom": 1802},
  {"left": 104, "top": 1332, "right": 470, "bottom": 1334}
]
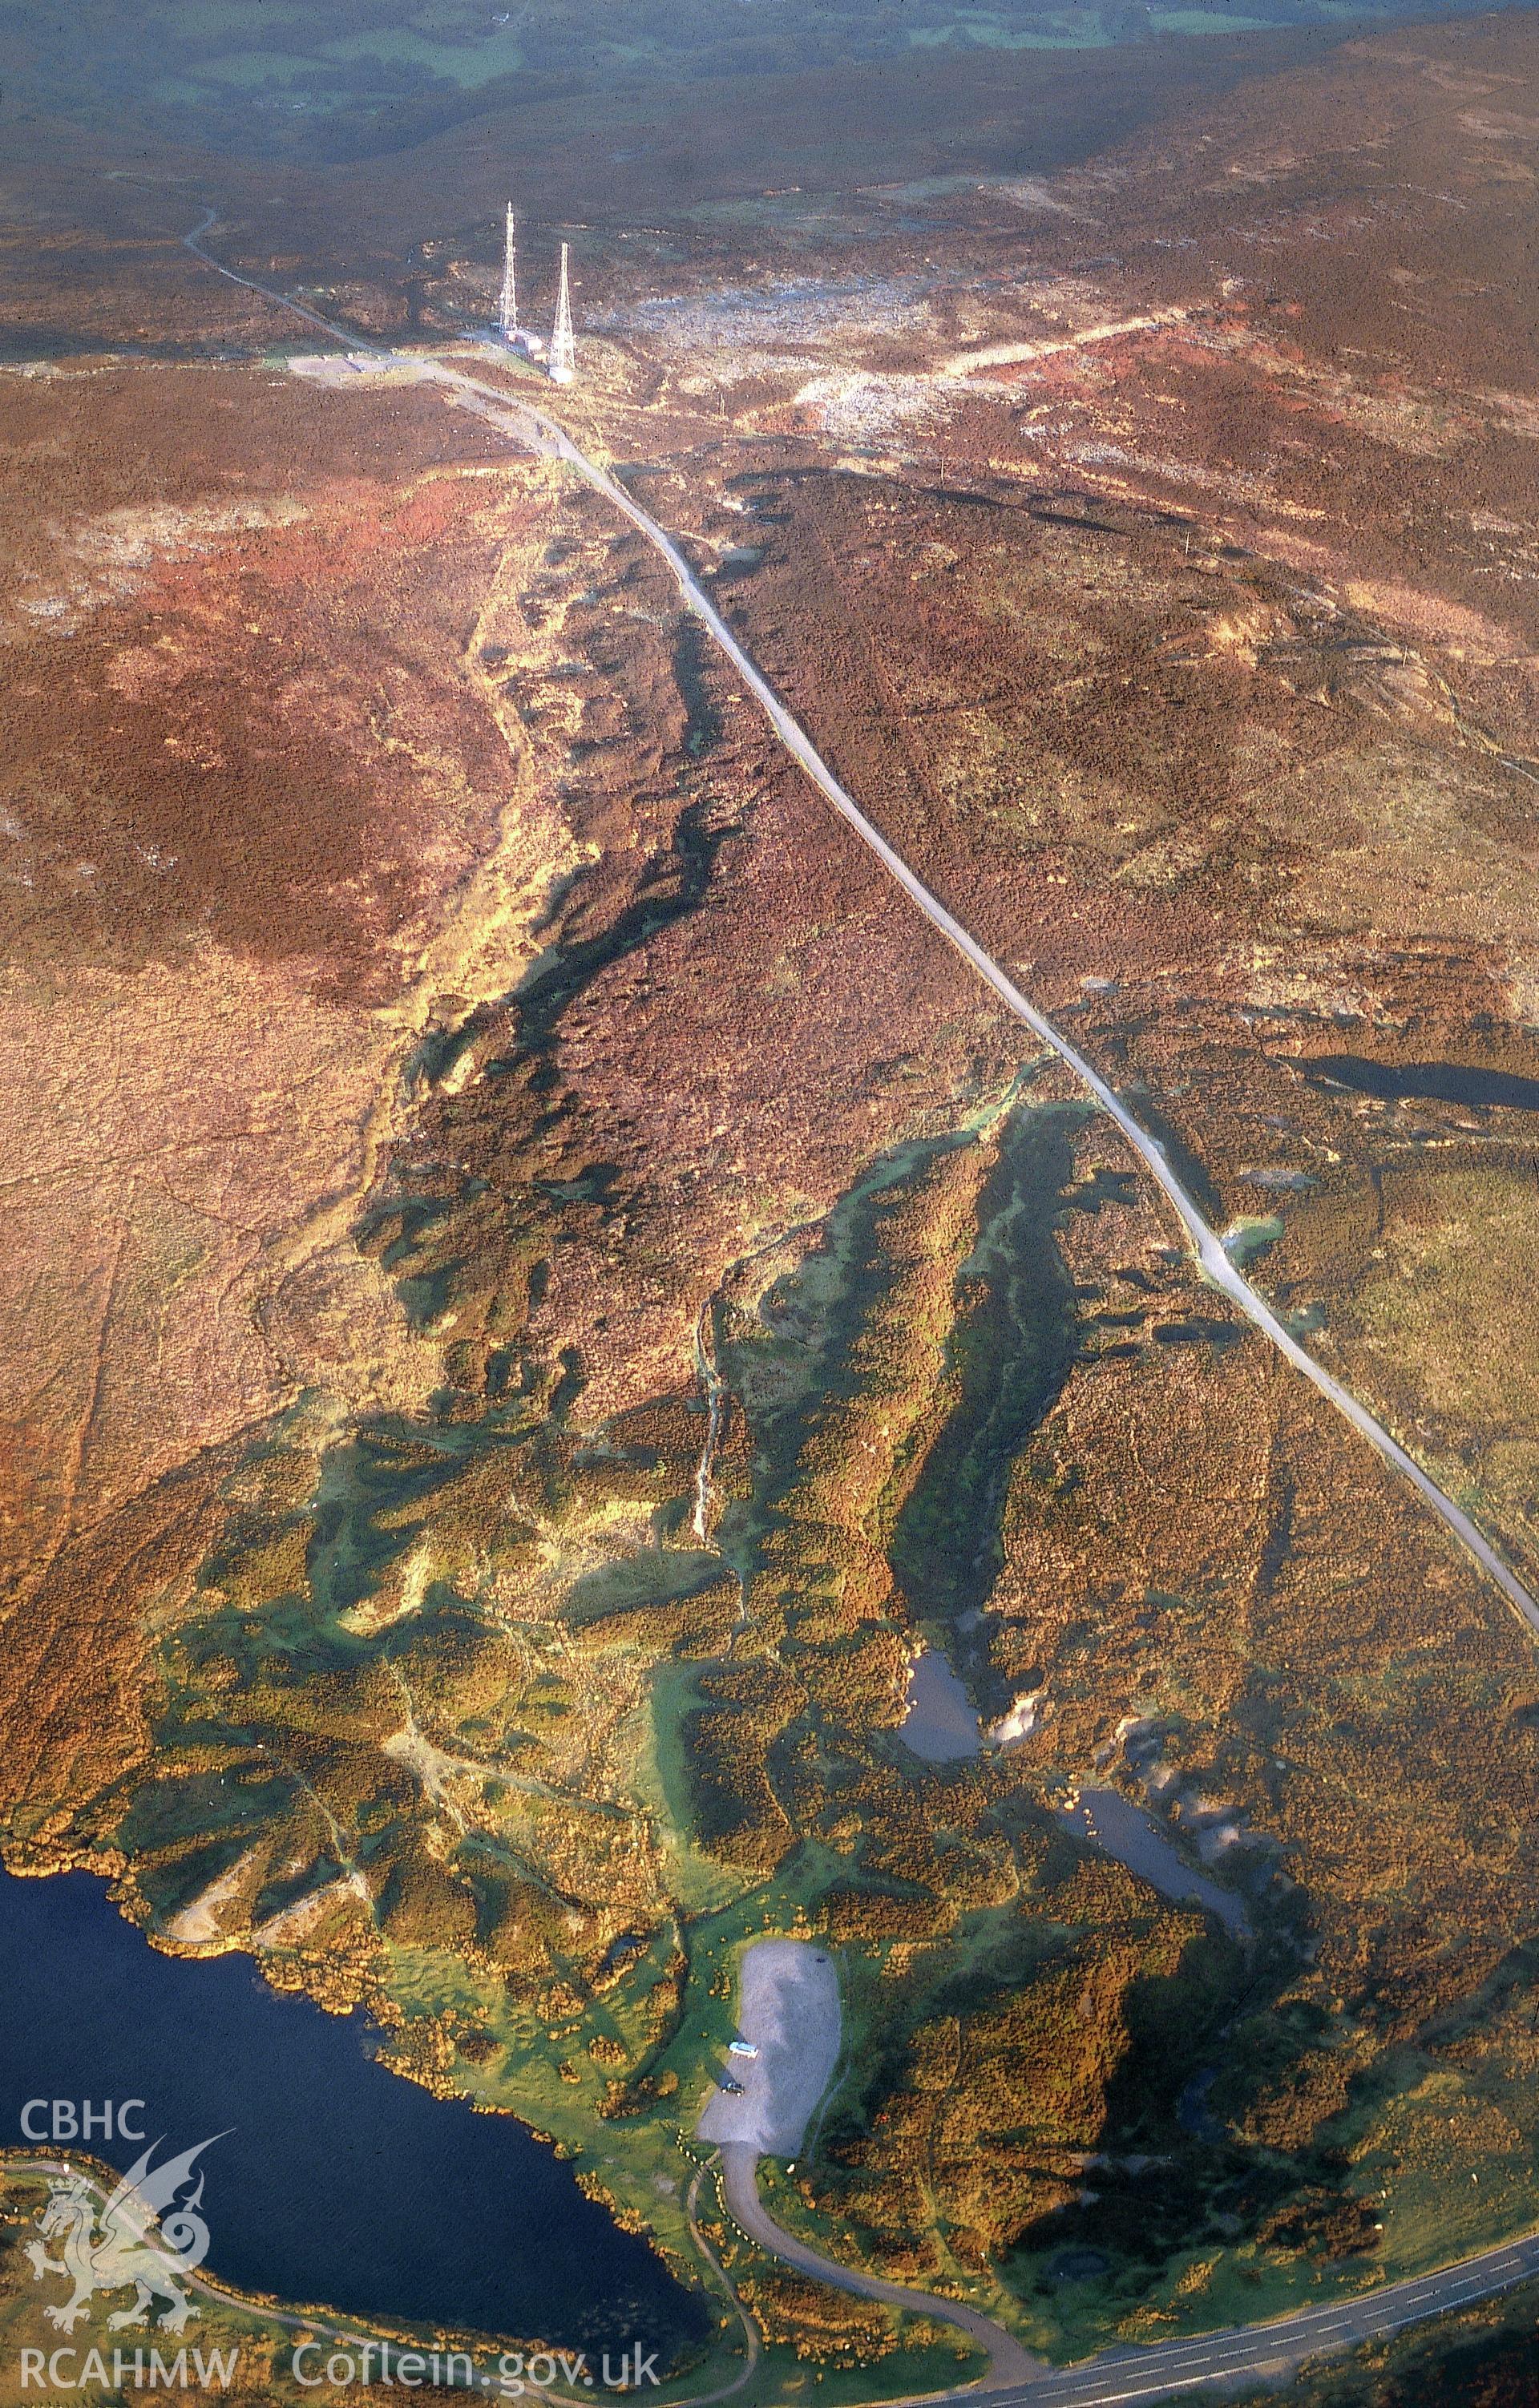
[
  {"left": 169, "top": 220, "right": 1539, "bottom": 1647},
  {"left": 915, "top": 2229, "right": 1539, "bottom": 2405},
  {"left": 396, "top": 324, "right": 1539, "bottom": 1646},
  {"left": 175, "top": 220, "right": 1539, "bottom": 2398},
  {"left": 717, "top": 2143, "right": 1044, "bottom": 2389},
  {"left": 697, "top": 1957, "right": 1539, "bottom": 2404},
  {"left": 697, "top": 1943, "right": 1039, "bottom": 2383},
  {"left": 523, "top": 428, "right": 1539, "bottom": 1644}
]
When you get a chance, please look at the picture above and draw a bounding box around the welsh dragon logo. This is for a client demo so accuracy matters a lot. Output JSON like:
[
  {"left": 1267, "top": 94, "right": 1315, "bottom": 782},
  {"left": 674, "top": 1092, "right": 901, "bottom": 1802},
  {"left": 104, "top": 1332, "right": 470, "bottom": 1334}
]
[{"left": 26, "top": 2135, "right": 224, "bottom": 2334}]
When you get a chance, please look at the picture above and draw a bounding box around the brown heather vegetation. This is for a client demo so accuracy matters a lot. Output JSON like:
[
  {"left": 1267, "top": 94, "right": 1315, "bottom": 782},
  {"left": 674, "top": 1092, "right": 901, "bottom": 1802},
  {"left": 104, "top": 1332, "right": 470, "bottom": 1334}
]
[
  {"left": 684, "top": 1137, "right": 1002, "bottom": 1867},
  {"left": 973, "top": 1118, "right": 1539, "bottom": 2184},
  {"left": 818, "top": 1890, "right": 1197, "bottom": 2276},
  {"left": 6, "top": 6, "right": 1539, "bottom": 2355},
  {"left": 730, "top": 2268, "right": 904, "bottom": 2368}
]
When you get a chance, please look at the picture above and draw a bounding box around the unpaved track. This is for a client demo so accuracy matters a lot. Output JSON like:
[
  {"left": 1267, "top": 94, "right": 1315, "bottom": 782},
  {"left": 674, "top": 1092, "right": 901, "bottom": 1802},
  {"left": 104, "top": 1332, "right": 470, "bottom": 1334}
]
[
  {"left": 177, "top": 223, "right": 1539, "bottom": 2401},
  {"left": 717, "top": 2143, "right": 1043, "bottom": 2387},
  {"left": 517, "top": 424, "right": 1539, "bottom": 1642},
  {"left": 183, "top": 210, "right": 1539, "bottom": 1642}
]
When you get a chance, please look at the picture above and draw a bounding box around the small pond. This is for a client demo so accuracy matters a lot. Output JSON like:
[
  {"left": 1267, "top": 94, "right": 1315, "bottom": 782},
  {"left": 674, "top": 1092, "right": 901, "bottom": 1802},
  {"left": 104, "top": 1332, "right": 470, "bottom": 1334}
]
[
  {"left": 1056, "top": 1788, "right": 1250, "bottom": 1939},
  {"left": 899, "top": 1647, "right": 982, "bottom": 1762}
]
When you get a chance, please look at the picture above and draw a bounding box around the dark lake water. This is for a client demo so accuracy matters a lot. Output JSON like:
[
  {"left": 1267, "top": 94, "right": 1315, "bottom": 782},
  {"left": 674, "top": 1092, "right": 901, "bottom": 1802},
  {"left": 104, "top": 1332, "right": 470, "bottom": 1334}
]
[
  {"left": 1055, "top": 1789, "right": 1250, "bottom": 1939},
  {"left": 0, "top": 1869, "right": 706, "bottom": 2356},
  {"left": 1307, "top": 1057, "right": 1539, "bottom": 1112}
]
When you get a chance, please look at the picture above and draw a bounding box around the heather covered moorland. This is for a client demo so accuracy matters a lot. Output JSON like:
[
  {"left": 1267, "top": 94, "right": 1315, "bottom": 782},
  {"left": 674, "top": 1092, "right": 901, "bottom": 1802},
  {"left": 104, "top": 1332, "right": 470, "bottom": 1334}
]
[{"left": 3, "top": 3, "right": 1539, "bottom": 2399}]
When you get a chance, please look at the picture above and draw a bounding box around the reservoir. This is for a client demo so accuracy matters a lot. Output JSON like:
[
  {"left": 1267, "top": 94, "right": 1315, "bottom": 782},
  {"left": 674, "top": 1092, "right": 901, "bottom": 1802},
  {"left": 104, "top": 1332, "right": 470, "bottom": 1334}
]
[{"left": 0, "top": 1868, "right": 707, "bottom": 2356}]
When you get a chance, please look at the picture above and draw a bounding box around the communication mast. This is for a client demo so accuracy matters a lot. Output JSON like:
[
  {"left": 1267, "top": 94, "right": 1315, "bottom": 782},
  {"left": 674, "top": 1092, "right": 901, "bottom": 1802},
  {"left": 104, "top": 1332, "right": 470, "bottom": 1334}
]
[
  {"left": 498, "top": 204, "right": 518, "bottom": 344},
  {"left": 549, "top": 240, "right": 576, "bottom": 385}
]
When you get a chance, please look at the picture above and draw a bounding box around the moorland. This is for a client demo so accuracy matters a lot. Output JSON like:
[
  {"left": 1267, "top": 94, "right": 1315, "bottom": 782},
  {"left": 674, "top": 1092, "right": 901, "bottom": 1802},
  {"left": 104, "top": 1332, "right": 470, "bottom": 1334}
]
[{"left": 3, "top": 2, "right": 1539, "bottom": 2393}]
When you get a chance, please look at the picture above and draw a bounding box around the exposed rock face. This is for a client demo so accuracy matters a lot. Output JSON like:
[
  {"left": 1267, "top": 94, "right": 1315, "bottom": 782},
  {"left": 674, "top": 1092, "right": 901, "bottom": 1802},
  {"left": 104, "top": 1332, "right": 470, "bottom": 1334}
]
[{"left": 7, "top": 13, "right": 1539, "bottom": 2374}]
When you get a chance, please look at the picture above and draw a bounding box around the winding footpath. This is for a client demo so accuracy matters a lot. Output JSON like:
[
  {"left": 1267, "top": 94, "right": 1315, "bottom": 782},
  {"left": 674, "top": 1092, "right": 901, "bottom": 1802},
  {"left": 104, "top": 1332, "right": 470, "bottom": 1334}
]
[
  {"left": 176, "top": 218, "right": 1539, "bottom": 2398},
  {"left": 181, "top": 210, "right": 1539, "bottom": 1642}
]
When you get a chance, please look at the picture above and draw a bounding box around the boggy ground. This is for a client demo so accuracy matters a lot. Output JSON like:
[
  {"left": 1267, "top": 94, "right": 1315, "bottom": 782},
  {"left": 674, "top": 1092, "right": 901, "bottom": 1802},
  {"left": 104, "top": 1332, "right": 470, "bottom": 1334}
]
[
  {"left": 670, "top": 447, "right": 1539, "bottom": 1583},
  {"left": 0, "top": 293, "right": 1032, "bottom": 2375},
  {"left": 5, "top": 5, "right": 1539, "bottom": 2388},
  {"left": 0, "top": 359, "right": 567, "bottom": 1833}
]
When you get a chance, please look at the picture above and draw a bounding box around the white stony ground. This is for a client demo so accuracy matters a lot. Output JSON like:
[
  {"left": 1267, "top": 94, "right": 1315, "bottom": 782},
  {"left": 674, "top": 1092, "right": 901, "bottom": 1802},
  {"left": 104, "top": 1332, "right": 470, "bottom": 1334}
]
[{"left": 697, "top": 1937, "right": 841, "bottom": 2155}]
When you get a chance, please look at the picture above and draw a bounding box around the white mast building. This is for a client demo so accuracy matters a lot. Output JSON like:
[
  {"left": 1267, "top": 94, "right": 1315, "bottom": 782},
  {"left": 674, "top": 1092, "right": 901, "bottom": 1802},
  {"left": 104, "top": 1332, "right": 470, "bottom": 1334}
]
[
  {"left": 498, "top": 204, "right": 519, "bottom": 345},
  {"left": 549, "top": 240, "right": 576, "bottom": 385}
]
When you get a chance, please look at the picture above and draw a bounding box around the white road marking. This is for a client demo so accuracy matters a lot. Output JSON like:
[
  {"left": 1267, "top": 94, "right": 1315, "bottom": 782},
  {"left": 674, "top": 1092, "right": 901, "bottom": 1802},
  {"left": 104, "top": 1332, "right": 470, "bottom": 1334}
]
[{"left": 174, "top": 216, "right": 1539, "bottom": 2408}]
